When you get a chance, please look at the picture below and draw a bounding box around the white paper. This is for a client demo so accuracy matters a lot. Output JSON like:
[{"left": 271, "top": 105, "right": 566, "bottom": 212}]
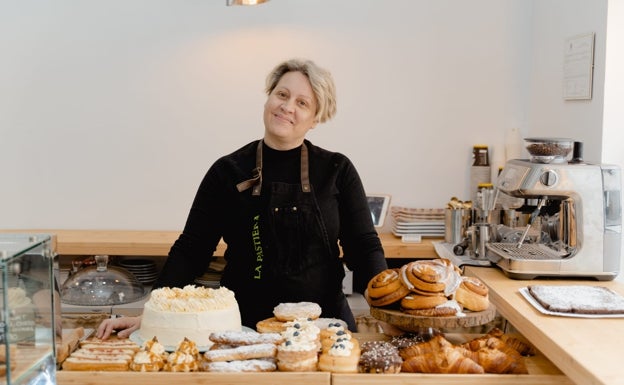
[{"left": 563, "top": 32, "right": 595, "bottom": 100}]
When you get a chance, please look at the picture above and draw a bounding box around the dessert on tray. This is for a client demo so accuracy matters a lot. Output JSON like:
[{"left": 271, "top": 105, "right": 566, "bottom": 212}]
[
  {"left": 138, "top": 285, "right": 242, "bottom": 347},
  {"left": 201, "top": 330, "right": 281, "bottom": 372},
  {"left": 276, "top": 318, "right": 321, "bottom": 371},
  {"left": 61, "top": 335, "right": 140, "bottom": 371},
  {"left": 365, "top": 259, "right": 491, "bottom": 319}
]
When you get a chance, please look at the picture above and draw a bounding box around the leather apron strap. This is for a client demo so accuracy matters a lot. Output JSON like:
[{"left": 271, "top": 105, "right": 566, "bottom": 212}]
[
  {"left": 236, "top": 140, "right": 311, "bottom": 195},
  {"left": 236, "top": 140, "right": 263, "bottom": 195},
  {"left": 300, "top": 142, "right": 311, "bottom": 193}
]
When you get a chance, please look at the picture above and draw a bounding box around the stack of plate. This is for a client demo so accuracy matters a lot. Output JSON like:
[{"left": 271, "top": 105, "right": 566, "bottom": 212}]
[
  {"left": 117, "top": 258, "right": 159, "bottom": 285},
  {"left": 390, "top": 207, "right": 445, "bottom": 238},
  {"left": 194, "top": 257, "right": 225, "bottom": 288},
  {"left": 194, "top": 271, "right": 222, "bottom": 289}
]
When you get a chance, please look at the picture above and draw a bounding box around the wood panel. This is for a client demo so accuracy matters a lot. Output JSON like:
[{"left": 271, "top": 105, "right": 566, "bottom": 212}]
[
  {"left": 0, "top": 230, "right": 439, "bottom": 258},
  {"left": 56, "top": 371, "right": 330, "bottom": 385}
]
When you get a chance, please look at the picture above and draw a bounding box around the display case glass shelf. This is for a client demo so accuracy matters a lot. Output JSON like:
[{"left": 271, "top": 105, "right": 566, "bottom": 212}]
[{"left": 1, "top": 234, "right": 56, "bottom": 385}]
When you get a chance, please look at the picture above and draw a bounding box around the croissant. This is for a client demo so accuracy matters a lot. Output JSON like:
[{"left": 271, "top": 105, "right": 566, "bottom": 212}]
[
  {"left": 401, "top": 346, "right": 484, "bottom": 374},
  {"left": 479, "top": 328, "right": 536, "bottom": 356},
  {"left": 461, "top": 331, "right": 529, "bottom": 374},
  {"left": 499, "top": 335, "right": 536, "bottom": 356},
  {"left": 399, "top": 335, "right": 453, "bottom": 360},
  {"left": 457, "top": 346, "right": 528, "bottom": 374},
  {"left": 465, "top": 337, "right": 528, "bottom": 368}
]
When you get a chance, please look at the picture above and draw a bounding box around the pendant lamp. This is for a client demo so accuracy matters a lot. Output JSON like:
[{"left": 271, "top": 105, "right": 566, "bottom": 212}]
[{"left": 226, "top": 0, "right": 269, "bottom": 5}]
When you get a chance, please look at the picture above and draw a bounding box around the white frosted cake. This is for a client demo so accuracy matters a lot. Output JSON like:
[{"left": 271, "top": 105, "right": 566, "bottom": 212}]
[
  {"left": 5, "top": 287, "right": 33, "bottom": 307},
  {"left": 139, "top": 285, "right": 242, "bottom": 347}
]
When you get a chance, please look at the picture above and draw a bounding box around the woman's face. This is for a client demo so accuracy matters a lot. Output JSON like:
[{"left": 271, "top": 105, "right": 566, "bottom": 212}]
[{"left": 263, "top": 71, "right": 318, "bottom": 150}]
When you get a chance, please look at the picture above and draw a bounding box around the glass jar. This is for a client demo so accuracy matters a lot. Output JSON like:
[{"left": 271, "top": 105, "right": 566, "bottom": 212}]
[
  {"left": 472, "top": 145, "right": 490, "bottom": 166},
  {"left": 470, "top": 145, "right": 491, "bottom": 203}
]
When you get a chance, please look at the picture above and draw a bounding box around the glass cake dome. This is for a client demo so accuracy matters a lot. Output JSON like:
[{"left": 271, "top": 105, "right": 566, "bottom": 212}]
[{"left": 61, "top": 255, "right": 146, "bottom": 305}]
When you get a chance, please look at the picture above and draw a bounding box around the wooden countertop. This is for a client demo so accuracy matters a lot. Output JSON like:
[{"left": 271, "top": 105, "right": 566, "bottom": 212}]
[
  {"left": 0, "top": 230, "right": 439, "bottom": 258},
  {"left": 465, "top": 266, "right": 624, "bottom": 385}
]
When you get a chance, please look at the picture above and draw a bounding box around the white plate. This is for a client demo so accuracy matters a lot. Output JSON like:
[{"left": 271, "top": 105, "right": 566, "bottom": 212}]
[
  {"left": 121, "top": 261, "right": 156, "bottom": 268},
  {"left": 394, "top": 231, "right": 445, "bottom": 235},
  {"left": 392, "top": 230, "right": 444, "bottom": 237},
  {"left": 392, "top": 228, "right": 445, "bottom": 235},
  {"left": 393, "top": 221, "right": 445, "bottom": 226},
  {"left": 390, "top": 207, "right": 445, "bottom": 215},
  {"left": 130, "top": 267, "right": 157, "bottom": 272},
  {"left": 393, "top": 227, "right": 445, "bottom": 232},
  {"left": 132, "top": 272, "right": 159, "bottom": 279},
  {"left": 129, "top": 326, "right": 255, "bottom": 352}
]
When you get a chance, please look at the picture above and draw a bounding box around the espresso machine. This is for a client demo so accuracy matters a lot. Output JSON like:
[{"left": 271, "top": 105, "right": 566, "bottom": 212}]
[{"left": 486, "top": 138, "right": 622, "bottom": 281}]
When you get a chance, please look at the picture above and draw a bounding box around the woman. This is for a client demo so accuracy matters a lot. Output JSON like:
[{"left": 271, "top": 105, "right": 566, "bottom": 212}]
[{"left": 97, "top": 58, "right": 387, "bottom": 339}]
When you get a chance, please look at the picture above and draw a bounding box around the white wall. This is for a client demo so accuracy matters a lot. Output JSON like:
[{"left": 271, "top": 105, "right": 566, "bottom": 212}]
[
  {"left": 603, "top": 0, "right": 624, "bottom": 282},
  {"left": 527, "top": 0, "right": 608, "bottom": 161},
  {"left": 0, "top": 0, "right": 610, "bottom": 234}
]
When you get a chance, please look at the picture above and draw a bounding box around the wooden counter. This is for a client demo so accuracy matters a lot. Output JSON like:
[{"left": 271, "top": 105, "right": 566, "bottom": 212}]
[
  {"left": 465, "top": 266, "right": 624, "bottom": 385},
  {"left": 11, "top": 229, "right": 619, "bottom": 383},
  {"left": 0, "top": 230, "right": 438, "bottom": 259}
]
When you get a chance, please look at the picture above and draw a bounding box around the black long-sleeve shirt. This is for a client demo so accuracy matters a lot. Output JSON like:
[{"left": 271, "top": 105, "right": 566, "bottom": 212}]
[{"left": 153, "top": 139, "right": 387, "bottom": 324}]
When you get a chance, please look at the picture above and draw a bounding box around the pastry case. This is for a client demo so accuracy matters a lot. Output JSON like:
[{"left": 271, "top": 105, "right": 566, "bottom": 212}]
[{"left": 1, "top": 233, "right": 57, "bottom": 385}]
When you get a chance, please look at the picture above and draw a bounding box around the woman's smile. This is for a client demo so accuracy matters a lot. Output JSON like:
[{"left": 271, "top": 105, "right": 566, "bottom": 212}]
[{"left": 263, "top": 71, "right": 317, "bottom": 150}]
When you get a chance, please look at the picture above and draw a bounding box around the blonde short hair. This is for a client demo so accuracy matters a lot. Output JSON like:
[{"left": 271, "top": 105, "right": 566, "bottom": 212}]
[{"left": 265, "top": 59, "right": 337, "bottom": 123}]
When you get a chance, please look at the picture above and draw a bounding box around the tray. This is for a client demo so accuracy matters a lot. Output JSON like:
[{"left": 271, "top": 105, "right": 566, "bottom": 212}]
[
  {"left": 370, "top": 304, "right": 496, "bottom": 332},
  {"left": 519, "top": 287, "right": 624, "bottom": 318},
  {"left": 55, "top": 332, "right": 570, "bottom": 385}
]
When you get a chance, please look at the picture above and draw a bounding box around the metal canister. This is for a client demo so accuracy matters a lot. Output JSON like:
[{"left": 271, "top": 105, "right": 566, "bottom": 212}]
[
  {"left": 476, "top": 223, "right": 490, "bottom": 259},
  {"left": 445, "top": 208, "right": 466, "bottom": 244}
]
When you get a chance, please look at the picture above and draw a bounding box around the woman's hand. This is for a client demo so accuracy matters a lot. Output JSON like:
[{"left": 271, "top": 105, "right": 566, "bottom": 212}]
[{"left": 95, "top": 316, "right": 141, "bottom": 340}]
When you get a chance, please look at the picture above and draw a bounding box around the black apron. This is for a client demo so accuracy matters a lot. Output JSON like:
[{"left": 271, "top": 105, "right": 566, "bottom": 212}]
[{"left": 232, "top": 140, "right": 355, "bottom": 331}]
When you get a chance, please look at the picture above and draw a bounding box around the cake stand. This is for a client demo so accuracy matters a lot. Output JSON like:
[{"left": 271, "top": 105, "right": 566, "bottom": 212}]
[{"left": 370, "top": 304, "right": 497, "bottom": 333}]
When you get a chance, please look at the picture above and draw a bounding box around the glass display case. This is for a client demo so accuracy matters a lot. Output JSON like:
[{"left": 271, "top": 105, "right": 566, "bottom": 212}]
[{"left": 1, "top": 234, "right": 56, "bottom": 385}]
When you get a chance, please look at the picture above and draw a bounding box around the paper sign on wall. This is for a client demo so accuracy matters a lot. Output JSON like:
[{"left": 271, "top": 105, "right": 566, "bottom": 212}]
[{"left": 563, "top": 32, "right": 595, "bottom": 100}]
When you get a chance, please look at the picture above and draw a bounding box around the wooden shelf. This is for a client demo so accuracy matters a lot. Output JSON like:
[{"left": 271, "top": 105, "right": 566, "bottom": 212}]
[
  {"left": 0, "top": 230, "right": 439, "bottom": 259},
  {"left": 56, "top": 371, "right": 331, "bottom": 385}
]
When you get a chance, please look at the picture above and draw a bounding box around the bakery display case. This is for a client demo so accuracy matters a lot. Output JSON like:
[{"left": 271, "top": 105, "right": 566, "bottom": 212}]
[
  {"left": 5, "top": 229, "right": 619, "bottom": 384},
  {"left": 1, "top": 233, "right": 57, "bottom": 385}
]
